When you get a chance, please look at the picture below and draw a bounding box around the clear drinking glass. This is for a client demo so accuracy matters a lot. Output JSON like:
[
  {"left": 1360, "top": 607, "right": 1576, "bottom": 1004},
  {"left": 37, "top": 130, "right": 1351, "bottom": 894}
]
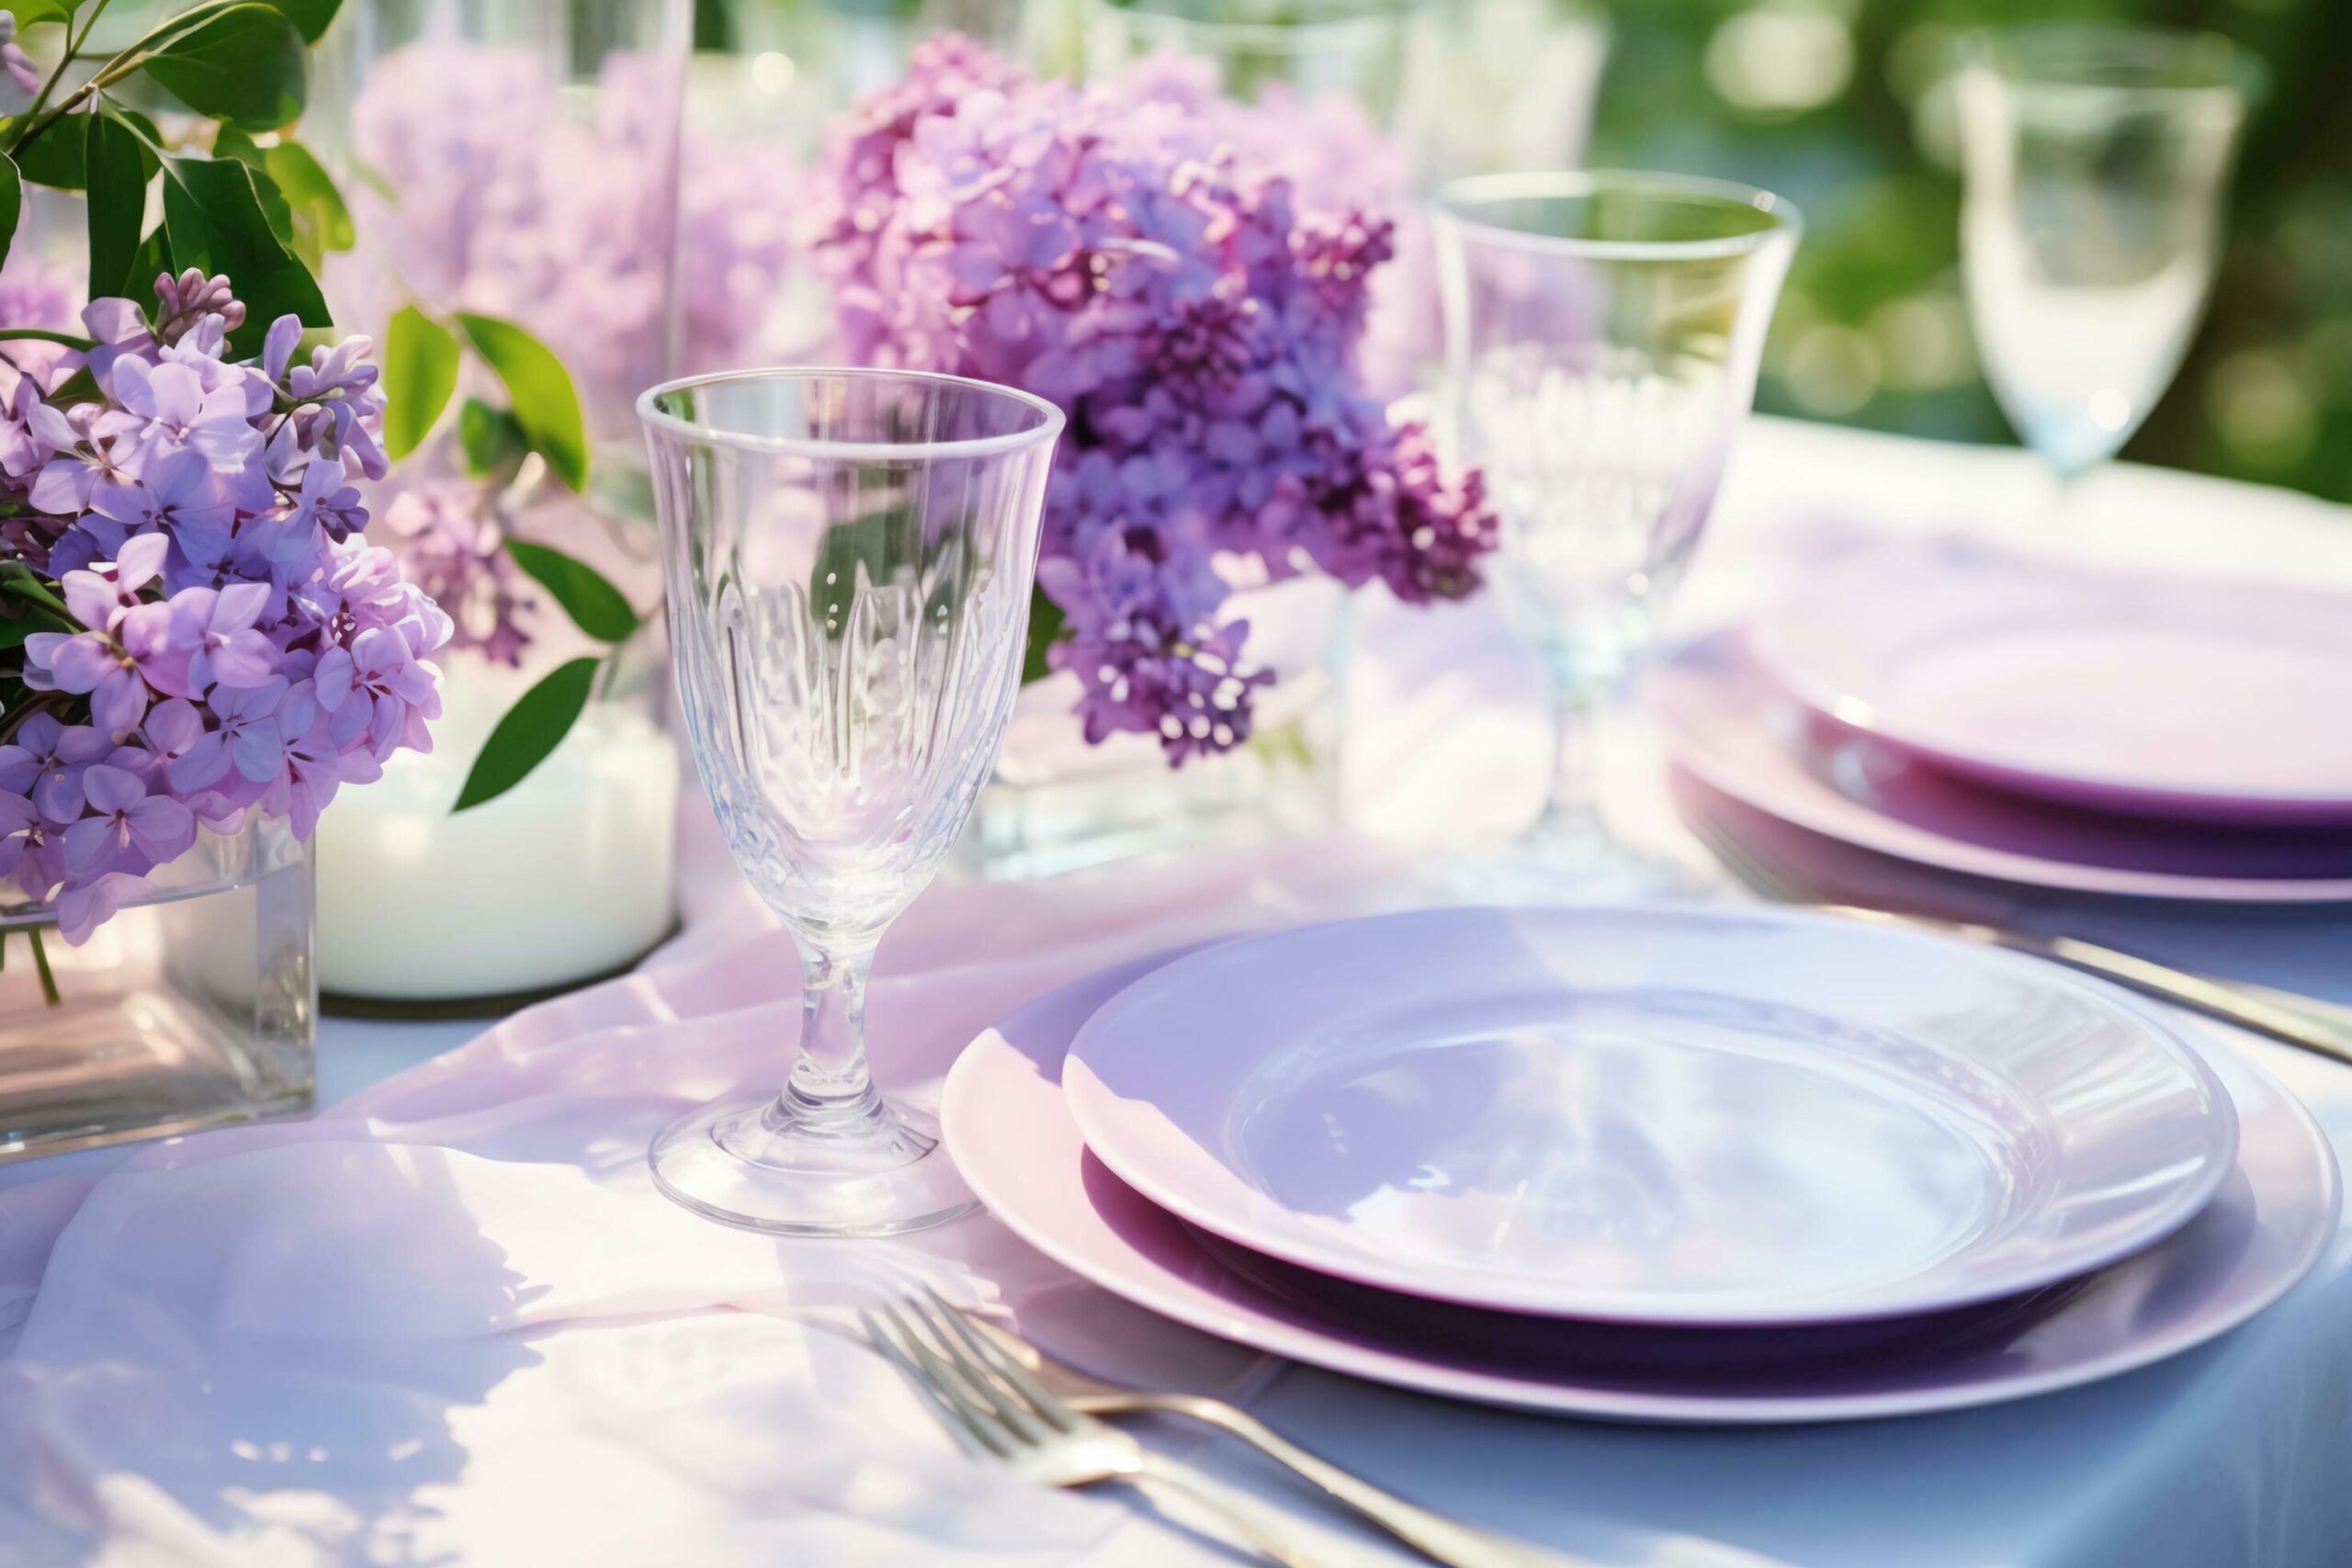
[
  {"left": 1080, "top": 0, "right": 1409, "bottom": 122},
  {"left": 638, "top": 369, "right": 1062, "bottom": 1236},
  {"left": 1432, "top": 171, "right": 1799, "bottom": 879},
  {"left": 1955, "top": 26, "right": 2260, "bottom": 491}
]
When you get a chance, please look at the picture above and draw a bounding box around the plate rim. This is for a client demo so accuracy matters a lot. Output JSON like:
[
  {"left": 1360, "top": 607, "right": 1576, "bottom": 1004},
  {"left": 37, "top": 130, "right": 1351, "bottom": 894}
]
[
  {"left": 1655, "top": 632, "right": 2352, "bottom": 904},
  {"left": 1749, "top": 552, "right": 2352, "bottom": 815},
  {"left": 942, "top": 951, "right": 2337, "bottom": 1425},
  {"left": 1059, "top": 903, "right": 2239, "bottom": 1327}
]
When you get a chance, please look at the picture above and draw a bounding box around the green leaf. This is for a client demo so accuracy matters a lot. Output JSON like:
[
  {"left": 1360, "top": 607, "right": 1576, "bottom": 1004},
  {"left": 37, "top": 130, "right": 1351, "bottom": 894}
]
[
  {"left": 12, "top": 116, "right": 84, "bottom": 190},
  {"left": 83, "top": 115, "right": 143, "bottom": 301},
  {"left": 9, "top": 0, "right": 74, "bottom": 28},
  {"left": 0, "top": 154, "right": 17, "bottom": 276},
  {"left": 209, "top": 129, "right": 349, "bottom": 269},
  {"left": 159, "top": 154, "right": 329, "bottom": 354},
  {"left": 141, "top": 3, "right": 306, "bottom": 130},
  {"left": 42, "top": 364, "right": 99, "bottom": 405},
  {"left": 379, "top": 306, "right": 458, "bottom": 461},
  {"left": 0, "top": 565, "right": 71, "bottom": 620},
  {"left": 123, "top": 224, "right": 168, "bottom": 303},
  {"left": 262, "top": 140, "right": 354, "bottom": 254},
  {"left": 260, "top": 0, "right": 341, "bottom": 43},
  {"left": 458, "top": 397, "right": 527, "bottom": 478},
  {"left": 454, "top": 311, "right": 587, "bottom": 492},
  {"left": 503, "top": 540, "right": 639, "bottom": 645},
  {"left": 1022, "top": 582, "right": 1066, "bottom": 684},
  {"left": 453, "top": 656, "right": 600, "bottom": 813}
]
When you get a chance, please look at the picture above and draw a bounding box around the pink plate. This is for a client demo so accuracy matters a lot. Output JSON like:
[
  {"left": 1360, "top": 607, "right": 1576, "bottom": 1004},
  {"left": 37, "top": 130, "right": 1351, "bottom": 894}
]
[
  {"left": 942, "top": 953, "right": 2336, "bottom": 1425},
  {"left": 1652, "top": 634, "right": 2352, "bottom": 904},
  {"left": 1061, "top": 906, "right": 2233, "bottom": 1326},
  {"left": 1750, "top": 542, "right": 2352, "bottom": 826}
]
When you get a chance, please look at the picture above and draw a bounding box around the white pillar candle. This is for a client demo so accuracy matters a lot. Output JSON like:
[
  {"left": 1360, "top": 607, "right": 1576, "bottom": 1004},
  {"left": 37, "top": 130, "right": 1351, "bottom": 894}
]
[{"left": 313, "top": 670, "right": 681, "bottom": 1003}]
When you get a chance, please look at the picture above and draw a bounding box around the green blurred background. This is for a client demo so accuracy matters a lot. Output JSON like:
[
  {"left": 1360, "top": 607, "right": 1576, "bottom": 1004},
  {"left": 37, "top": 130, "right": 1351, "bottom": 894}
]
[{"left": 1586, "top": 0, "right": 2350, "bottom": 503}]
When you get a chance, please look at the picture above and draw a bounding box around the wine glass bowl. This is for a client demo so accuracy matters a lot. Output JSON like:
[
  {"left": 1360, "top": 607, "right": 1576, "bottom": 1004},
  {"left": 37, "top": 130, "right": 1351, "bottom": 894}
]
[
  {"left": 639, "top": 368, "right": 1063, "bottom": 1236},
  {"left": 1432, "top": 171, "right": 1799, "bottom": 871},
  {"left": 1955, "top": 25, "right": 2261, "bottom": 487}
]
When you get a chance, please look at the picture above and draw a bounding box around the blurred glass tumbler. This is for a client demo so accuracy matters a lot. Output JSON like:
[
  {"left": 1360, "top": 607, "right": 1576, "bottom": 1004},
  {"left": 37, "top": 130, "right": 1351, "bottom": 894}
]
[
  {"left": 1432, "top": 171, "right": 1799, "bottom": 873},
  {"left": 639, "top": 369, "right": 1062, "bottom": 1236}
]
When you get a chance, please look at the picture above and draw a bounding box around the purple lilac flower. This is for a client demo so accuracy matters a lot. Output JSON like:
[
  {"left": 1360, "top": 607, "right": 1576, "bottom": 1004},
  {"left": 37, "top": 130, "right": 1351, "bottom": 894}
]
[
  {"left": 0, "top": 16, "right": 38, "bottom": 97},
  {"left": 379, "top": 482, "right": 532, "bottom": 666},
  {"left": 108, "top": 353, "right": 265, "bottom": 472},
  {"left": 807, "top": 38, "right": 1497, "bottom": 763},
  {"left": 62, "top": 763, "right": 196, "bottom": 875},
  {"left": 152, "top": 267, "right": 247, "bottom": 345},
  {"left": 0, "top": 274, "right": 449, "bottom": 939}
]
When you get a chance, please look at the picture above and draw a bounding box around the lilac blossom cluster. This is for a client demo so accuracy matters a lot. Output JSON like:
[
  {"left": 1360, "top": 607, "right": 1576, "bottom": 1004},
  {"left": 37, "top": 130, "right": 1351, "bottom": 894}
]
[
  {"left": 380, "top": 481, "right": 532, "bottom": 667},
  {"left": 0, "top": 273, "right": 449, "bottom": 939},
  {"left": 807, "top": 38, "right": 1495, "bottom": 762}
]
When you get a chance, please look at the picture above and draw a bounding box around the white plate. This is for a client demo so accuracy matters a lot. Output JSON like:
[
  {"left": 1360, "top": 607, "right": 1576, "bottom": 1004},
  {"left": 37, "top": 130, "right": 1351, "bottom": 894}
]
[
  {"left": 1651, "top": 634, "right": 2352, "bottom": 903},
  {"left": 944, "top": 952, "right": 2334, "bottom": 1424},
  {"left": 1061, "top": 906, "right": 2236, "bottom": 1325},
  {"left": 1751, "top": 543, "right": 2352, "bottom": 824}
]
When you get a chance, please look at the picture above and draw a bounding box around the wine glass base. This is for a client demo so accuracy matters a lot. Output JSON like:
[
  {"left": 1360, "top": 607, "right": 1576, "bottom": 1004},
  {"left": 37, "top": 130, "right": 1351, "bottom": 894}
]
[
  {"left": 648, "top": 1093, "right": 980, "bottom": 1237},
  {"left": 1442, "top": 821, "right": 1708, "bottom": 905}
]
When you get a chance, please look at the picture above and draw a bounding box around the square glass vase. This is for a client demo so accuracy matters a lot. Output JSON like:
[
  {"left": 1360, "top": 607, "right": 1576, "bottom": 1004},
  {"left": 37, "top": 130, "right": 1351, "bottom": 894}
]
[
  {"left": 962, "top": 578, "right": 1351, "bottom": 880},
  {"left": 0, "top": 821, "right": 314, "bottom": 1163}
]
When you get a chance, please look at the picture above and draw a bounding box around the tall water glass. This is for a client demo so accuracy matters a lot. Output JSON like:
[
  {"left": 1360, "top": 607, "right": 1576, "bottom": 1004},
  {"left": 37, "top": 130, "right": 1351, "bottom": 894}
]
[
  {"left": 639, "top": 369, "right": 1062, "bottom": 1236},
  {"left": 1433, "top": 172, "right": 1799, "bottom": 875},
  {"left": 1080, "top": 0, "right": 1408, "bottom": 123},
  {"left": 1956, "top": 26, "right": 2259, "bottom": 489}
]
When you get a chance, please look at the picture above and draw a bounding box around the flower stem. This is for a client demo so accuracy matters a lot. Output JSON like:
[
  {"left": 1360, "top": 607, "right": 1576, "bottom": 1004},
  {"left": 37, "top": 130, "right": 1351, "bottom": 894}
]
[
  {"left": 0, "top": 330, "right": 98, "bottom": 349},
  {"left": 13, "top": 0, "right": 119, "bottom": 154},
  {"left": 27, "top": 928, "right": 59, "bottom": 1010}
]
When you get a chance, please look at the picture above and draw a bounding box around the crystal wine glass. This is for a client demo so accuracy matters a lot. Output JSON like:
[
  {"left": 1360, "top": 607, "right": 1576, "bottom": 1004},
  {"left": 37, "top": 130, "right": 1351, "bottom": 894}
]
[
  {"left": 638, "top": 368, "right": 1063, "bottom": 1236},
  {"left": 1955, "top": 25, "right": 2260, "bottom": 494},
  {"left": 1431, "top": 170, "right": 1799, "bottom": 884}
]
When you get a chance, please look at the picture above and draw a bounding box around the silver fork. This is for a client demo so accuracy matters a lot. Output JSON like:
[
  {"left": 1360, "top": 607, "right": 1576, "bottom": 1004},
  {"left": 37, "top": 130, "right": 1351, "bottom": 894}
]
[
  {"left": 1690, "top": 816, "right": 2352, "bottom": 1066},
  {"left": 955, "top": 1303, "right": 1582, "bottom": 1568},
  {"left": 864, "top": 1290, "right": 1328, "bottom": 1567}
]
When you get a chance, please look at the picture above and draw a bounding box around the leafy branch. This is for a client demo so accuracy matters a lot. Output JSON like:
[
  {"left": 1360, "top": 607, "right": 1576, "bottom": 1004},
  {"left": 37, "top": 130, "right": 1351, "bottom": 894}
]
[
  {"left": 371, "top": 301, "right": 646, "bottom": 814},
  {"left": 0, "top": 0, "right": 356, "bottom": 355}
]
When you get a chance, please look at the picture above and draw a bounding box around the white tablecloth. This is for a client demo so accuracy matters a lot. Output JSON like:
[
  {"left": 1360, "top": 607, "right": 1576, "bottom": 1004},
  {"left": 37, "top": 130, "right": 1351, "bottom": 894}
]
[{"left": 4, "top": 418, "right": 2349, "bottom": 1568}]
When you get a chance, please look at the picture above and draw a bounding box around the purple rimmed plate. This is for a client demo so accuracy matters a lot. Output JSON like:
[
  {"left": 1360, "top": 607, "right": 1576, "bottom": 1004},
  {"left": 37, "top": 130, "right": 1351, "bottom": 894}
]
[
  {"left": 1059, "top": 906, "right": 2233, "bottom": 1326},
  {"left": 1652, "top": 633, "right": 2352, "bottom": 903},
  {"left": 1750, "top": 543, "right": 2352, "bottom": 826},
  {"left": 944, "top": 952, "right": 2335, "bottom": 1425}
]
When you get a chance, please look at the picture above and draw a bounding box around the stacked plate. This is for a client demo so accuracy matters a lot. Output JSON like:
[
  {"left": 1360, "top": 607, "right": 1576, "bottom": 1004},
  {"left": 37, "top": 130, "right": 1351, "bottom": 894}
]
[
  {"left": 941, "top": 903, "right": 2337, "bottom": 1424},
  {"left": 1657, "top": 536, "right": 2352, "bottom": 905}
]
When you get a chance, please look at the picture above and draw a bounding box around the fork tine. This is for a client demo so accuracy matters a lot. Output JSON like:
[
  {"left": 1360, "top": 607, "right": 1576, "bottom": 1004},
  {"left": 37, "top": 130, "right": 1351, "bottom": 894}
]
[
  {"left": 880, "top": 1298, "right": 1058, "bottom": 1448},
  {"left": 863, "top": 1305, "right": 1012, "bottom": 1461},
  {"left": 920, "top": 1288, "right": 1084, "bottom": 1435},
  {"left": 895, "top": 1294, "right": 1061, "bottom": 1444}
]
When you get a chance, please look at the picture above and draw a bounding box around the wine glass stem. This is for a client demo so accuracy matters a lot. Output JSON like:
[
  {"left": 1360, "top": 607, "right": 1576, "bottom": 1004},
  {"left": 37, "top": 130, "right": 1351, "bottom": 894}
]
[
  {"left": 1535, "top": 677, "right": 1605, "bottom": 846},
  {"left": 782, "top": 939, "right": 884, "bottom": 1134}
]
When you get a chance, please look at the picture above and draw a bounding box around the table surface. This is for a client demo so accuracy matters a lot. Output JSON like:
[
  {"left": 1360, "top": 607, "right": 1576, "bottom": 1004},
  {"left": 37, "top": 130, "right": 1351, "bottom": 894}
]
[{"left": 6, "top": 417, "right": 2351, "bottom": 1568}]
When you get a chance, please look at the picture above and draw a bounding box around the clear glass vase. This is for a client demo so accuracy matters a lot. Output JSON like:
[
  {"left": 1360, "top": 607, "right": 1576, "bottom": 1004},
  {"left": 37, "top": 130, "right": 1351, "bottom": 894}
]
[
  {"left": 302, "top": 0, "right": 691, "bottom": 1009},
  {"left": 0, "top": 823, "right": 314, "bottom": 1163},
  {"left": 963, "top": 576, "right": 1350, "bottom": 880},
  {"left": 311, "top": 0, "right": 693, "bottom": 460}
]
